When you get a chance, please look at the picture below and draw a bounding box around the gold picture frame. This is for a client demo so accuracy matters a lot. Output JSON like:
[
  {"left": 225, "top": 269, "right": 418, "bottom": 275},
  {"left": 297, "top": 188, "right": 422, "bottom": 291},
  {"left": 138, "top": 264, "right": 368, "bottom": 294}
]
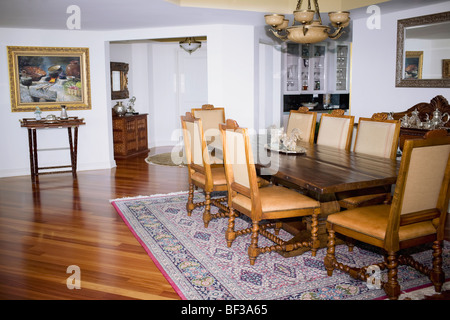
[
  {"left": 443, "top": 59, "right": 450, "bottom": 79},
  {"left": 7, "top": 46, "right": 91, "bottom": 112},
  {"left": 404, "top": 51, "right": 423, "bottom": 80}
]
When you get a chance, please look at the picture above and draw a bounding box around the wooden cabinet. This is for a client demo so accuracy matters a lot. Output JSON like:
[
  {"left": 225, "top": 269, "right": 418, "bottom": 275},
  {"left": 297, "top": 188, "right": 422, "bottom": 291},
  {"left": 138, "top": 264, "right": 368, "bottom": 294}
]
[{"left": 112, "top": 113, "right": 148, "bottom": 159}]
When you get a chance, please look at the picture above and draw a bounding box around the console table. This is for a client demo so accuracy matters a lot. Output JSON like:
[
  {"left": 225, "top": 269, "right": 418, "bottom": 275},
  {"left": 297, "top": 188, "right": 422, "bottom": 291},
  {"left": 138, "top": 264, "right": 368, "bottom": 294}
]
[{"left": 20, "top": 117, "right": 86, "bottom": 183}]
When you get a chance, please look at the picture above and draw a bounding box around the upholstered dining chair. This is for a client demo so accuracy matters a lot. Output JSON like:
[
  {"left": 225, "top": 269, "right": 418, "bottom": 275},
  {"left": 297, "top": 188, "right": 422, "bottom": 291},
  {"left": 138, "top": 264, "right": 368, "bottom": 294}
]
[
  {"left": 316, "top": 113, "right": 354, "bottom": 151},
  {"left": 191, "top": 104, "right": 225, "bottom": 150},
  {"left": 286, "top": 107, "right": 317, "bottom": 145},
  {"left": 220, "top": 119, "right": 321, "bottom": 265},
  {"left": 180, "top": 112, "right": 229, "bottom": 227},
  {"left": 336, "top": 116, "right": 401, "bottom": 209},
  {"left": 325, "top": 133, "right": 450, "bottom": 300}
]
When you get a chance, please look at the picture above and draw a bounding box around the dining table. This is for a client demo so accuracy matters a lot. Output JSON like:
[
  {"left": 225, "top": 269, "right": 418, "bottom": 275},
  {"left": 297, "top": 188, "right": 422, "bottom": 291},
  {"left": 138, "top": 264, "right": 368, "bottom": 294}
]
[
  {"left": 252, "top": 136, "right": 401, "bottom": 256},
  {"left": 209, "top": 133, "right": 401, "bottom": 257}
]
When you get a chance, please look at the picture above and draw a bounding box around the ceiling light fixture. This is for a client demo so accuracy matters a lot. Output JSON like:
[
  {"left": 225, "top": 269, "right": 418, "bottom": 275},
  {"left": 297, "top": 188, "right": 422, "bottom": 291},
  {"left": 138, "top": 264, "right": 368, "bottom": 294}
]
[
  {"left": 179, "top": 37, "right": 202, "bottom": 54},
  {"left": 264, "top": 0, "right": 350, "bottom": 44}
]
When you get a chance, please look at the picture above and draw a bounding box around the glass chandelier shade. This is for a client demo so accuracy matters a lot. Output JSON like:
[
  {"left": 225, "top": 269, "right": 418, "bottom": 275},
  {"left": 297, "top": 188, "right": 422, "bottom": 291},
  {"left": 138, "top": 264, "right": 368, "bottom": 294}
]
[
  {"left": 179, "top": 37, "right": 202, "bottom": 54},
  {"left": 264, "top": 0, "right": 350, "bottom": 44}
]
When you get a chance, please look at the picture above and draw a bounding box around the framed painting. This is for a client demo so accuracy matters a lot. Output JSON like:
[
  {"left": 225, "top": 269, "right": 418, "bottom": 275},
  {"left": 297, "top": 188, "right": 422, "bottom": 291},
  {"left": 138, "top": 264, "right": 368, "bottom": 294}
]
[
  {"left": 443, "top": 59, "right": 450, "bottom": 79},
  {"left": 404, "top": 51, "right": 423, "bottom": 79},
  {"left": 7, "top": 46, "right": 91, "bottom": 112}
]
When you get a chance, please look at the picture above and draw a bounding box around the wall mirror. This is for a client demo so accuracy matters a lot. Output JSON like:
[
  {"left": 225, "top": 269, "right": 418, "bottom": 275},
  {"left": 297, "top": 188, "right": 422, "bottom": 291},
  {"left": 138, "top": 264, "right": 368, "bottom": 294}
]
[
  {"left": 396, "top": 11, "right": 450, "bottom": 87},
  {"left": 110, "top": 62, "right": 129, "bottom": 99}
]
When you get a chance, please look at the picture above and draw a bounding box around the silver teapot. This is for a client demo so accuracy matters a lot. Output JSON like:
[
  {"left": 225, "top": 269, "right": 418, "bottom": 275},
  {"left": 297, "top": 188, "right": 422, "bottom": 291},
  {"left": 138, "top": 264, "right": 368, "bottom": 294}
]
[
  {"left": 408, "top": 109, "right": 421, "bottom": 128},
  {"left": 431, "top": 108, "right": 449, "bottom": 129}
]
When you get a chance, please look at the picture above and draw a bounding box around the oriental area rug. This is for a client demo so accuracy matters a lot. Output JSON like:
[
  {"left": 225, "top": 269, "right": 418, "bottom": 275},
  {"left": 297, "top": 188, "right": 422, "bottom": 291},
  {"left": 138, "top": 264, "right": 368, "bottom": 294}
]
[{"left": 110, "top": 192, "right": 450, "bottom": 300}]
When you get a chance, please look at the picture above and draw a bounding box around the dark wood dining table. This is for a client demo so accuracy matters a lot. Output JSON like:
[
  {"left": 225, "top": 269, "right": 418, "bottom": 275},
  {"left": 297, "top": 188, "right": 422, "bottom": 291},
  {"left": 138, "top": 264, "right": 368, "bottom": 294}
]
[{"left": 253, "top": 138, "right": 400, "bottom": 256}]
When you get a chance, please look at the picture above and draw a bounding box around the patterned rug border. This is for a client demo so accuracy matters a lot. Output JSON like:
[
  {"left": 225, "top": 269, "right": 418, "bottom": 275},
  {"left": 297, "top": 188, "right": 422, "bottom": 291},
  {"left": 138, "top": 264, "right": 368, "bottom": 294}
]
[
  {"left": 111, "top": 192, "right": 450, "bottom": 300},
  {"left": 111, "top": 191, "right": 190, "bottom": 299}
]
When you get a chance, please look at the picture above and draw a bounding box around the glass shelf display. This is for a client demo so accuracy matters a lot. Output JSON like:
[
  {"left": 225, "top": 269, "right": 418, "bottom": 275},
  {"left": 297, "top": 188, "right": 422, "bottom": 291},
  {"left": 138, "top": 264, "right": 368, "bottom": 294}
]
[
  {"left": 284, "top": 43, "right": 327, "bottom": 94},
  {"left": 282, "top": 41, "right": 350, "bottom": 95},
  {"left": 336, "top": 45, "right": 348, "bottom": 91}
]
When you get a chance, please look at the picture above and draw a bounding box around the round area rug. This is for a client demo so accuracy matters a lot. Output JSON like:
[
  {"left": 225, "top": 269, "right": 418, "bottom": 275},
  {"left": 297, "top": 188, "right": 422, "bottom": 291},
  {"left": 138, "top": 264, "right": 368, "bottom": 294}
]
[{"left": 145, "top": 152, "right": 186, "bottom": 167}]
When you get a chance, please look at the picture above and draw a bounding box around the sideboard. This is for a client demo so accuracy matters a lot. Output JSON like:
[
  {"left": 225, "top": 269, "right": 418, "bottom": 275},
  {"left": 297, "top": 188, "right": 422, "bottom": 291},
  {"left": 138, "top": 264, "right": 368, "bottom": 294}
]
[
  {"left": 383, "top": 95, "right": 449, "bottom": 150},
  {"left": 112, "top": 113, "right": 148, "bottom": 159}
]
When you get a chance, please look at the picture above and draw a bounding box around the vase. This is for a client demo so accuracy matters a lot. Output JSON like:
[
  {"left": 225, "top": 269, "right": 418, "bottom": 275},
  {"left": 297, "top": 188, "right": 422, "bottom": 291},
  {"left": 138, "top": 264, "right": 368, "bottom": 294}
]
[
  {"left": 113, "top": 101, "right": 126, "bottom": 116},
  {"left": 66, "top": 60, "right": 80, "bottom": 78},
  {"left": 60, "top": 105, "right": 68, "bottom": 119}
]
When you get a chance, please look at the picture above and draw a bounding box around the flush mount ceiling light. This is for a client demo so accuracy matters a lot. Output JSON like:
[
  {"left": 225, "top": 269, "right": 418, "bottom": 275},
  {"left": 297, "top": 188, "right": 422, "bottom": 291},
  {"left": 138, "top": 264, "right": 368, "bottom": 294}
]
[
  {"left": 179, "top": 37, "right": 202, "bottom": 54},
  {"left": 264, "top": 0, "right": 350, "bottom": 44}
]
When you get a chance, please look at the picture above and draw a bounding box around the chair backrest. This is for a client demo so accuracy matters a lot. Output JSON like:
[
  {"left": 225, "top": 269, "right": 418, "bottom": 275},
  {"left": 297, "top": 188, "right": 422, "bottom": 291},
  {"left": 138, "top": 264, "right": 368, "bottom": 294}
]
[
  {"left": 220, "top": 119, "right": 261, "bottom": 216},
  {"left": 286, "top": 108, "right": 317, "bottom": 145},
  {"left": 386, "top": 134, "right": 450, "bottom": 248},
  {"left": 316, "top": 113, "right": 355, "bottom": 151},
  {"left": 180, "top": 112, "right": 212, "bottom": 181},
  {"left": 191, "top": 104, "right": 225, "bottom": 144},
  {"left": 353, "top": 117, "right": 401, "bottom": 160}
]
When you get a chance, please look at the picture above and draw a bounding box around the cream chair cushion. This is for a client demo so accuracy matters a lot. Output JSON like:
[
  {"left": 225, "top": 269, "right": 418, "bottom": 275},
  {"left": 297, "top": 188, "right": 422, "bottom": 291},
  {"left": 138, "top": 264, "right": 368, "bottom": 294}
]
[
  {"left": 354, "top": 120, "right": 398, "bottom": 158},
  {"left": 400, "top": 143, "right": 450, "bottom": 215},
  {"left": 193, "top": 109, "right": 224, "bottom": 143},
  {"left": 286, "top": 113, "right": 314, "bottom": 143},
  {"left": 317, "top": 116, "right": 352, "bottom": 150}
]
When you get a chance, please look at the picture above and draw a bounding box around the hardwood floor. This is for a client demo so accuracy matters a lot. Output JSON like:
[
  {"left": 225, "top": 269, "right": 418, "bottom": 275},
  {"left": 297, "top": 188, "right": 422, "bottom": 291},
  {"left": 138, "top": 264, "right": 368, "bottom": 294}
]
[
  {"left": 0, "top": 146, "right": 448, "bottom": 300},
  {"left": 0, "top": 147, "right": 186, "bottom": 300}
]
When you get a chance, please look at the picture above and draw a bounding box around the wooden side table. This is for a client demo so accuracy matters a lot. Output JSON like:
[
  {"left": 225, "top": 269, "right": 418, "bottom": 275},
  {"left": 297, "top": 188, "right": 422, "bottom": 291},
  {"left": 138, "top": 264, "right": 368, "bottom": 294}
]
[{"left": 20, "top": 117, "right": 86, "bottom": 183}]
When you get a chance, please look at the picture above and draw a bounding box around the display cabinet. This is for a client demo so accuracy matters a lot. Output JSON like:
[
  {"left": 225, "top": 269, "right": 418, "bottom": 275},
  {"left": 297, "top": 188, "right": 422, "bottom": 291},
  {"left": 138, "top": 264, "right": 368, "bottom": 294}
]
[
  {"left": 284, "top": 42, "right": 327, "bottom": 94},
  {"left": 334, "top": 43, "right": 350, "bottom": 92},
  {"left": 282, "top": 41, "right": 350, "bottom": 95}
]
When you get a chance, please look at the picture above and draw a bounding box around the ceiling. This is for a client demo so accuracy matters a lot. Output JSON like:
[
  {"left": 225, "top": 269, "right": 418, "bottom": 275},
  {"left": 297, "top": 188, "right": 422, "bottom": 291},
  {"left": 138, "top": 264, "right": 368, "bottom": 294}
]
[{"left": 0, "top": 0, "right": 448, "bottom": 31}]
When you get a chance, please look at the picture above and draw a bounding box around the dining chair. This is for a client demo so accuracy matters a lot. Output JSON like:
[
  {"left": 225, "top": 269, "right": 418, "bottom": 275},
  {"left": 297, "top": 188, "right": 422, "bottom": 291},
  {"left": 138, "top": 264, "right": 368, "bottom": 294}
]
[
  {"left": 220, "top": 119, "right": 321, "bottom": 265},
  {"left": 336, "top": 116, "right": 401, "bottom": 209},
  {"left": 180, "top": 112, "right": 229, "bottom": 227},
  {"left": 316, "top": 113, "right": 354, "bottom": 151},
  {"left": 191, "top": 104, "right": 225, "bottom": 150},
  {"left": 325, "top": 133, "right": 450, "bottom": 300},
  {"left": 286, "top": 107, "right": 317, "bottom": 145}
]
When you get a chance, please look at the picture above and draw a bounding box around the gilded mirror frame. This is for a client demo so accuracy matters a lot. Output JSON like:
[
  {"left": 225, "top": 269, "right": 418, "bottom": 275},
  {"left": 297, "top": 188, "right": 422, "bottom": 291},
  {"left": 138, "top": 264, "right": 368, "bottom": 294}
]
[
  {"left": 395, "top": 11, "right": 450, "bottom": 88},
  {"left": 110, "top": 62, "right": 129, "bottom": 100}
]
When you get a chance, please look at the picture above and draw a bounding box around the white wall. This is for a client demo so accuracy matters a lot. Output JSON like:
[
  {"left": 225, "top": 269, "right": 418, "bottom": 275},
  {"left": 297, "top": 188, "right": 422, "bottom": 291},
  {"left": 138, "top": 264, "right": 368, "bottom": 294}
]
[
  {"left": 0, "top": 24, "right": 259, "bottom": 177},
  {"left": 350, "top": 2, "right": 450, "bottom": 120},
  {"left": 0, "top": 28, "right": 114, "bottom": 178}
]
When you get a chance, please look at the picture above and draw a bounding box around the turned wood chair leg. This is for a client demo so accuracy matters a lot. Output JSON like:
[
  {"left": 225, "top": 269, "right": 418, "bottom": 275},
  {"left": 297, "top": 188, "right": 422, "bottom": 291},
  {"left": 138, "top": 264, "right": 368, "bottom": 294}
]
[
  {"left": 324, "top": 228, "right": 336, "bottom": 276},
  {"left": 203, "top": 191, "right": 212, "bottom": 228},
  {"left": 346, "top": 237, "right": 355, "bottom": 252},
  {"left": 384, "top": 251, "right": 401, "bottom": 300},
  {"left": 274, "top": 221, "right": 282, "bottom": 235},
  {"left": 431, "top": 240, "right": 445, "bottom": 292},
  {"left": 186, "top": 183, "right": 195, "bottom": 216},
  {"left": 310, "top": 213, "right": 319, "bottom": 257},
  {"left": 248, "top": 221, "right": 260, "bottom": 266},
  {"left": 225, "top": 208, "right": 237, "bottom": 247}
]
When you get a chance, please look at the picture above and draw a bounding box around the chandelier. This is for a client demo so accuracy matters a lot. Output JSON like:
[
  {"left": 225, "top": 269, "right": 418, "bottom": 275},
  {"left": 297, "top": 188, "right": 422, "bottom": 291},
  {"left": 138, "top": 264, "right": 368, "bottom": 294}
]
[
  {"left": 264, "top": 0, "right": 350, "bottom": 44},
  {"left": 179, "top": 37, "right": 202, "bottom": 54}
]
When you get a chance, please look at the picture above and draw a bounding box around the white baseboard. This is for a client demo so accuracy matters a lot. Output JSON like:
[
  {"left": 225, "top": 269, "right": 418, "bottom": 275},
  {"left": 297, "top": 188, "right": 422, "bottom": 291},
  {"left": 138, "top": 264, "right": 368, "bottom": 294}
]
[{"left": 0, "top": 160, "right": 116, "bottom": 179}]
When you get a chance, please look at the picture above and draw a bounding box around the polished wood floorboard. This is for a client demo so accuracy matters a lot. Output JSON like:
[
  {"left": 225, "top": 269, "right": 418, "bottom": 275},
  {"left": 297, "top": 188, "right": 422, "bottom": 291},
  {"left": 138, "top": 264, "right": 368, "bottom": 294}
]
[
  {"left": 0, "top": 147, "right": 187, "bottom": 300},
  {"left": 1, "top": 147, "right": 449, "bottom": 300}
]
